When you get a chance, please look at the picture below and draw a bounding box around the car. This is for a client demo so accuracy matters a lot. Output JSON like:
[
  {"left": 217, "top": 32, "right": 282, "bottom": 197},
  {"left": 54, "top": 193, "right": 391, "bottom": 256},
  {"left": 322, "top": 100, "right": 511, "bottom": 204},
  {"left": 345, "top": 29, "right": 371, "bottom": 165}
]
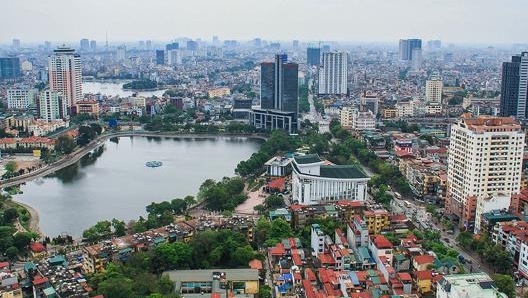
[{"left": 443, "top": 238, "right": 450, "bottom": 242}]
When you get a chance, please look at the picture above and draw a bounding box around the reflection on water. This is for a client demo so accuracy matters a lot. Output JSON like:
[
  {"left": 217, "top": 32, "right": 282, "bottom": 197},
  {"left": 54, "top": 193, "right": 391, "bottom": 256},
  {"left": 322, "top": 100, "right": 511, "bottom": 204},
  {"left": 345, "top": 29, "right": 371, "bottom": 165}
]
[{"left": 14, "top": 136, "right": 262, "bottom": 237}]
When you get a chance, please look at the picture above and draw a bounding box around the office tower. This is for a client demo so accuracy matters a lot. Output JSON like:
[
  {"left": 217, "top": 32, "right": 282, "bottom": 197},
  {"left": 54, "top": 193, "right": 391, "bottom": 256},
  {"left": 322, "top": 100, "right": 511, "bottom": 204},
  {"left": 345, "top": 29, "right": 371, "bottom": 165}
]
[
  {"left": 399, "top": 39, "right": 422, "bottom": 61},
  {"left": 12, "top": 39, "right": 20, "bottom": 51},
  {"left": 447, "top": 114, "right": 524, "bottom": 231},
  {"left": 90, "top": 40, "right": 97, "bottom": 51},
  {"left": 48, "top": 46, "right": 82, "bottom": 109},
  {"left": 224, "top": 40, "right": 237, "bottom": 48},
  {"left": 7, "top": 88, "right": 38, "bottom": 110},
  {"left": 425, "top": 75, "right": 443, "bottom": 102},
  {"left": 156, "top": 50, "right": 165, "bottom": 65},
  {"left": 270, "top": 43, "right": 280, "bottom": 50},
  {"left": 167, "top": 50, "right": 182, "bottom": 65},
  {"left": 411, "top": 48, "right": 422, "bottom": 71},
  {"left": 252, "top": 38, "right": 262, "bottom": 47},
  {"left": 250, "top": 54, "right": 299, "bottom": 133},
  {"left": 322, "top": 45, "right": 331, "bottom": 53},
  {"left": 500, "top": 52, "right": 528, "bottom": 118},
  {"left": 146, "top": 40, "right": 152, "bottom": 50},
  {"left": 427, "top": 40, "right": 441, "bottom": 50},
  {"left": 166, "top": 42, "right": 179, "bottom": 51},
  {"left": 292, "top": 40, "right": 299, "bottom": 50},
  {"left": 139, "top": 40, "right": 145, "bottom": 49},
  {"left": 186, "top": 40, "right": 198, "bottom": 51},
  {"left": 212, "top": 36, "right": 219, "bottom": 45},
  {"left": 116, "top": 46, "right": 127, "bottom": 61},
  {"left": 38, "top": 90, "right": 68, "bottom": 121},
  {"left": 307, "top": 47, "right": 321, "bottom": 66},
  {"left": 80, "top": 38, "right": 89, "bottom": 51},
  {"left": 0, "top": 57, "right": 21, "bottom": 81},
  {"left": 44, "top": 41, "right": 52, "bottom": 50},
  {"left": 318, "top": 51, "right": 348, "bottom": 95}
]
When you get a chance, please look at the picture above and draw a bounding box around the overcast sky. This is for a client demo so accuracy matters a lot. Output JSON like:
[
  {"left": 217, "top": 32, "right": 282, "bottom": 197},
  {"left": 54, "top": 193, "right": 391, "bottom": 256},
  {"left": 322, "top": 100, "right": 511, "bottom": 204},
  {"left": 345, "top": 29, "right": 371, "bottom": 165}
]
[{"left": 2, "top": 0, "right": 526, "bottom": 45}]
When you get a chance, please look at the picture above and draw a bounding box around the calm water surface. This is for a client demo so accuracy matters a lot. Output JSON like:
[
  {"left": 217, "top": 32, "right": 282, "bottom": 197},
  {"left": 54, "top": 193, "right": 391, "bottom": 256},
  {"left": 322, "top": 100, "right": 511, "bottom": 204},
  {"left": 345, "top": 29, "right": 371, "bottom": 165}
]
[
  {"left": 83, "top": 81, "right": 167, "bottom": 98},
  {"left": 14, "top": 136, "right": 261, "bottom": 237}
]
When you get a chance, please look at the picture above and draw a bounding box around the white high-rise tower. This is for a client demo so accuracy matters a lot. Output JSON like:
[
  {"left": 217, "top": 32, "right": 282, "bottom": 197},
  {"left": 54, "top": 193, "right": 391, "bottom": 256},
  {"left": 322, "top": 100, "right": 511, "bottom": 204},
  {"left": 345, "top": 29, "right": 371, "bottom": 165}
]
[{"left": 318, "top": 51, "right": 348, "bottom": 95}]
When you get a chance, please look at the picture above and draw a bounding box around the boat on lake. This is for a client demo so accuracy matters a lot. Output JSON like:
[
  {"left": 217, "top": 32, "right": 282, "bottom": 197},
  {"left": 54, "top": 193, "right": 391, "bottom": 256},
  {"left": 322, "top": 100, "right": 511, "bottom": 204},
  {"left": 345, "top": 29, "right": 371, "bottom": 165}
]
[{"left": 145, "top": 161, "right": 163, "bottom": 168}]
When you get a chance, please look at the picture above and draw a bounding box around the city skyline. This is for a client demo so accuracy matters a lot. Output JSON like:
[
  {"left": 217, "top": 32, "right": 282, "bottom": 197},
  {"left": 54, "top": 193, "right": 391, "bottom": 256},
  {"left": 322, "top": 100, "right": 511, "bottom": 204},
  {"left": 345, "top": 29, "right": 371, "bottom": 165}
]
[{"left": 2, "top": 0, "right": 527, "bottom": 45}]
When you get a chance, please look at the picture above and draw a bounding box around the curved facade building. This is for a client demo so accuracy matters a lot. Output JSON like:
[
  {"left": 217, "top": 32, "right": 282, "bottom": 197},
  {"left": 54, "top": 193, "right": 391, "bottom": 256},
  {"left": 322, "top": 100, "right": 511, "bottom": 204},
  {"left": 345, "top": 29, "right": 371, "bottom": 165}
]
[{"left": 291, "top": 154, "right": 370, "bottom": 205}]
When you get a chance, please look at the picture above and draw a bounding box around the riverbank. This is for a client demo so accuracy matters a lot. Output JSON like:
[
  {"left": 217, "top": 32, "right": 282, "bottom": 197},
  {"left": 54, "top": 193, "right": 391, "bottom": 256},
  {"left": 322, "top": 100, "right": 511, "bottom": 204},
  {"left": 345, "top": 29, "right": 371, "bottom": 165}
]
[{"left": 11, "top": 200, "right": 42, "bottom": 236}]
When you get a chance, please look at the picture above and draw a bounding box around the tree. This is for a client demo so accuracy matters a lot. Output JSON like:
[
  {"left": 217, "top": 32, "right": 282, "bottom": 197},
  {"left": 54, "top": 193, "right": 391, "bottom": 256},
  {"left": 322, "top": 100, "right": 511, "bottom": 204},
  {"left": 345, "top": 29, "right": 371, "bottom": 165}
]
[
  {"left": 492, "top": 274, "right": 515, "bottom": 298},
  {"left": 55, "top": 135, "right": 76, "bottom": 154},
  {"left": 98, "top": 276, "right": 134, "bottom": 298},
  {"left": 264, "top": 194, "right": 285, "bottom": 209},
  {"left": 4, "top": 161, "right": 17, "bottom": 173},
  {"left": 77, "top": 125, "right": 97, "bottom": 146},
  {"left": 3, "top": 208, "right": 19, "bottom": 223},
  {"left": 112, "top": 218, "right": 126, "bottom": 237},
  {"left": 13, "top": 232, "right": 32, "bottom": 250},
  {"left": 258, "top": 285, "right": 272, "bottom": 298},
  {"left": 254, "top": 217, "right": 271, "bottom": 247},
  {"left": 5, "top": 246, "right": 19, "bottom": 260}
]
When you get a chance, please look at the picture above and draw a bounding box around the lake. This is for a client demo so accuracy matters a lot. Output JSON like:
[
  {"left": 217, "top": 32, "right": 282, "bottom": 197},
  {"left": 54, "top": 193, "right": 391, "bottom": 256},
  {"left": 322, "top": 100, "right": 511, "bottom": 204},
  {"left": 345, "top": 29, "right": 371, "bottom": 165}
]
[
  {"left": 14, "top": 136, "right": 262, "bottom": 237},
  {"left": 82, "top": 81, "right": 167, "bottom": 98}
]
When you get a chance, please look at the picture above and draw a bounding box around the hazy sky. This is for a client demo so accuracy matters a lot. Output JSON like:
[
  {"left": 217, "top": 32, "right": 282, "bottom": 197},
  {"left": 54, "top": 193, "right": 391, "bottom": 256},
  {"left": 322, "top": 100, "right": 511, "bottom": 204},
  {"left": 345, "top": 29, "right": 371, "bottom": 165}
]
[{"left": 2, "top": 0, "right": 526, "bottom": 45}]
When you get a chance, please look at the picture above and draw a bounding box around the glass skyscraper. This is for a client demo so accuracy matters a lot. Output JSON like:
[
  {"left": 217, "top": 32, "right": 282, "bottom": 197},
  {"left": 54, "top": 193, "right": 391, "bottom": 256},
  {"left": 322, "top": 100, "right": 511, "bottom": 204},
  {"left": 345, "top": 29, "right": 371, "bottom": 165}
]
[
  {"left": 0, "top": 57, "right": 21, "bottom": 81},
  {"left": 500, "top": 52, "right": 528, "bottom": 119}
]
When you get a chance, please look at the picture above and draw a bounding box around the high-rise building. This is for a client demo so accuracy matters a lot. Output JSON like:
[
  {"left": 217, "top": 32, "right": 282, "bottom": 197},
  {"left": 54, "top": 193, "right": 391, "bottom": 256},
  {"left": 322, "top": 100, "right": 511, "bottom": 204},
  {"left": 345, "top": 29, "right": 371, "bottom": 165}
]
[
  {"left": 0, "top": 57, "right": 21, "bottom": 81},
  {"left": 44, "top": 41, "right": 52, "bottom": 50},
  {"left": 425, "top": 75, "right": 443, "bottom": 102},
  {"left": 139, "top": 40, "right": 145, "bottom": 49},
  {"left": 156, "top": 50, "right": 165, "bottom": 65},
  {"left": 80, "top": 38, "right": 89, "bottom": 51},
  {"left": 145, "top": 40, "right": 152, "bottom": 50},
  {"left": 166, "top": 42, "right": 179, "bottom": 51},
  {"left": 292, "top": 40, "right": 299, "bottom": 50},
  {"left": 427, "top": 40, "right": 441, "bottom": 50},
  {"left": 187, "top": 40, "right": 198, "bottom": 51},
  {"left": 500, "top": 52, "right": 528, "bottom": 119},
  {"left": 7, "top": 88, "right": 38, "bottom": 110},
  {"left": 318, "top": 51, "right": 348, "bottom": 95},
  {"left": 38, "top": 90, "right": 68, "bottom": 121},
  {"left": 12, "top": 39, "right": 20, "bottom": 51},
  {"left": 116, "top": 46, "right": 127, "bottom": 61},
  {"left": 307, "top": 48, "right": 320, "bottom": 66},
  {"left": 167, "top": 50, "right": 182, "bottom": 65},
  {"left": 411, "top": 48, "right": 422, "bottom": 71},
  {"left": 89, "top": 40, "right": 97, "bottom": 51},
  {"left": 399, "top": 39, "right": 422, "bottom": 61},
  {"left": 250, "top": 54, "right": 299, "bottom": 133},
  {"left": 446, "top": 114, "right": 524, "bottom": 231},
  {"left": 212, "top": 36, "right": 219, "bottom": 45},
  {"left": 48, "top": 47, "right": 82, "bottom": 110}
]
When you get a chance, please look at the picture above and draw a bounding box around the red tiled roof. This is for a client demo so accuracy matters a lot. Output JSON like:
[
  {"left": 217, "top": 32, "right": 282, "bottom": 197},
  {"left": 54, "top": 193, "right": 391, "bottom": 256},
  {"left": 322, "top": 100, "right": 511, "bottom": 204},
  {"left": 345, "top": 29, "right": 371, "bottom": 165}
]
[
  {"left": 249, "top": 259, "right": 262, "bottom": 270},
  {"left": 305, "top": 268, "right": 316, "bottom": 281},
  {"left": 0, "top": 138, "right": 16, "bottom": 144},
  {"left": 397, "top": 272, "right": 412, "bottom": 281},
  {"left": 268, "top": 178, "right": 285, "bottom": 190},
  {"left": 414, "top": 255, "right": 435, "bottom": 265},
  {"left": 211, "top": 293, "right": 221, "bottom": 298},
  {"left": 303, "top": 279, "right": 316, "bottom": 298},
  {"left": 351, "top": 292, "right": 372, "bottom": 298},
  {"left": 270, "top": 243, "right": 286, "bottom": 256},
  {"left": 319, "top": 253, "right": 336, "bottom": 264},
  {"left": 292, "top": 252, "right": 302, "bottom": 266},
  {"left": 30, "top": 242, "right": 46, "bottom": 253},
  {"left": 33, "top": 276, "right": 49, "bottom": 285},
  {"left": 0, "top": 261, "right": 9, "bottom": 269},
  {"left": 371, "top": 235, "right": 393, "bottom": 249},
  {"left": 415, "top": 270, "right": 433, "bottom": 280}
]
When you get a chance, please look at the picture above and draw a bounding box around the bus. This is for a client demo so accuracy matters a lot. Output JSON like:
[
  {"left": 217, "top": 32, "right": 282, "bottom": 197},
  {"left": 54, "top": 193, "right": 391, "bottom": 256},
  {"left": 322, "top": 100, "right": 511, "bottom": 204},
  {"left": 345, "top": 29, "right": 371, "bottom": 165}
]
[
  {"left": 404, "top": 200, "right": 412, "bottom": 208},
  {"left": 393, "top": 192, "right": 402, "bottom": 199}
]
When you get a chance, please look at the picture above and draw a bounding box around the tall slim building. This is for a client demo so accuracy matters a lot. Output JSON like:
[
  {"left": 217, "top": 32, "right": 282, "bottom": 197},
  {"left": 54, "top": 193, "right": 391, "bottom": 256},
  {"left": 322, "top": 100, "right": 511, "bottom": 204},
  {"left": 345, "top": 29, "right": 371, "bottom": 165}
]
[
  {"left": 38, "top": 90, "right": 68, "bottom": 121},
  {"left": 12, "top": 39, "right": 20, "bottom": 51},
  {"left": 250, "top": 54, "right": 299, "bottom": 133},
  {"left": 166, "top": 42, "right": 179, "bottom": 51},
  {"left": 80, "top": 38, "right": 89, "bottom": 51},
  {"left": 318, "top": 51, "right": 348, "bottom": 95},
  {"left": 399, "top": 39, "right": 422, "bottom": 61},
  {"left": 0, "top": 57, "right": 21, "bottom": 81},
  {"left": 116, "top": 46, "right": 127, "bottom": 61},
  {"left": 48, "top": 47, "right": 82, "bottom": 110},
  {"left": 447, "top": 114, "right": 524, "bottom": 231},
  {"left": 156, "top": 50, "right": 165, "bottom": 65},
  {"left": 145, "top": 40, "right": 152, "bottom": 50},
  {"left": 89, "top": 40, "right": 97, "bottom": 51},
  {"left": 425, "top": 75, "right": 443, "bottom": 102},
  {"left": 187, "top": 40, "right": 198, "bottom": 51},
  {"left": 307, "top": 47, "right": 321, "bottom": 66},
  {"left": 500, "top": 52, "right": 528, "bottom": 119}
]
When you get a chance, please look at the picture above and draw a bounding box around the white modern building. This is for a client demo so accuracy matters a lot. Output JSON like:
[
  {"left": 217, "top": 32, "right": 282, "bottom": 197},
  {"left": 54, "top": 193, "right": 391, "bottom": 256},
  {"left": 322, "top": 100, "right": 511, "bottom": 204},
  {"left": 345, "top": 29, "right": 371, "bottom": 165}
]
[
  {"left": 168, "top": 49, "right": 182, "bottom": 65},
  {"left": 48, "top": 46, "right": 82, "bottom": 109},
  {"left": 436, "top": 273, "right": 508, "bottom": 298},
  {"left": 318, "top": 51, "right": 348, "bottom": 95},
  {"left": 411, "top": 48, "right": 422, "bottom": 71},
  {"left": 264, "top": 156, "right": 291, "bottom": 177},
  {"left": 291, "top": 154, "right": 370, "bottom": 205},
  {"left": 116, "top": 45, "right": 127, "bottom": 61},
  {"left": 311, "top": 224, "right": 325, "bottom": 254},
  {"left": 425, "top": 76, "right": 443, "bottom": 103},
  {"left": 353, "top": 110, "right": 376, "bottom": 131},
  {"left": 38, "top": 90, "right": 68, "bottom": 121},
  {"left": 474, "top": 194, "right": 511, "bottom": 234},
  {"left": 447, "top": 114, "right": 524, "bottom": 230},
  {"left": 7, "top": 88, "right": 38, "bottom": 110}
]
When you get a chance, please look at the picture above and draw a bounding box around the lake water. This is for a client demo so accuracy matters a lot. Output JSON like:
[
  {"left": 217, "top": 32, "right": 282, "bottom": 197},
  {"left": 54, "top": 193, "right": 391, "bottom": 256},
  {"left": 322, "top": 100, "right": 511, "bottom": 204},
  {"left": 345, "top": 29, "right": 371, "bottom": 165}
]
[
  {"left": 82, "top": 81, "right": 167, "bottom": 98},
  {"left": 14, "top": 136, "right": 262, "bottom": 237}
]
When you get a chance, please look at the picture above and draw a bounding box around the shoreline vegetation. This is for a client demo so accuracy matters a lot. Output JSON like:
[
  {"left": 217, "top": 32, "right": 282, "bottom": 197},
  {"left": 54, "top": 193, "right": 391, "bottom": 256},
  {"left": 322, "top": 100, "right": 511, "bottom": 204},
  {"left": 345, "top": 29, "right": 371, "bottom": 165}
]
[{"left": 3, "top": 131, "right": 268, "bottom": 237}]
